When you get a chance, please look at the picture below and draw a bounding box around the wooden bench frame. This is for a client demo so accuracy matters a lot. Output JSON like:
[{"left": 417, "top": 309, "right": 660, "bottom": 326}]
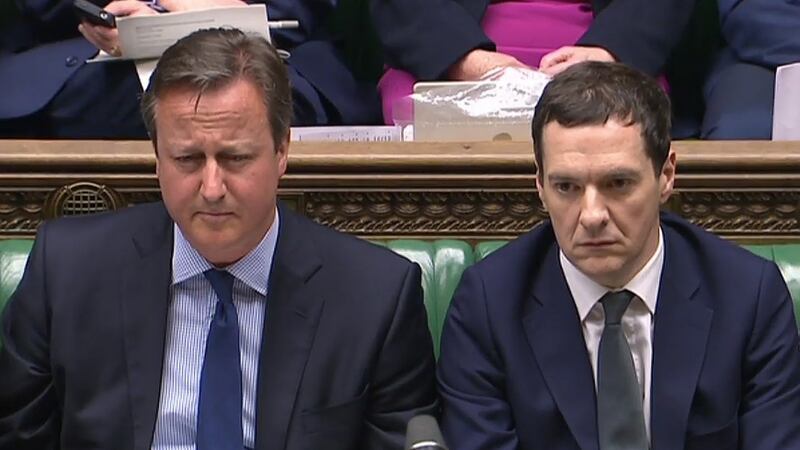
[{"left": 1, "top": 140, "right": 799, "bottom": 242}]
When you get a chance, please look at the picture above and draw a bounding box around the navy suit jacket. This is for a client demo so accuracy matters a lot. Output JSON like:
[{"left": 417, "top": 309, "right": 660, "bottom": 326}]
[
  {"left": 370, "top": 0, "right": 697, "bottom": 80},
  {"left": 0, "top": 202, "right": 437, "bottom": 449},
  {"left": 438, "top": 212, "right": 800, "bottom": 450},
  {"left": 717, "top": 0, "right": 800, "bottom": 68},
  {"left": 0, "top": 0, "right": 380, "bottom": 125}
]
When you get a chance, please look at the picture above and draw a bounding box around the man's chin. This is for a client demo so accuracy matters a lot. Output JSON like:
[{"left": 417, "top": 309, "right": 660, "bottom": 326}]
[
  {"left": 196, "top": 245, "right": 244, "bottom": 267},
  {"left": 194, "top": 212, "right": 236, "bottom": 228},
  {"left": 572, "top": 257, "right": 627, "bottom": 287},
  {"left": 185, "top": 231, "right": 243, "bottom": 265}
]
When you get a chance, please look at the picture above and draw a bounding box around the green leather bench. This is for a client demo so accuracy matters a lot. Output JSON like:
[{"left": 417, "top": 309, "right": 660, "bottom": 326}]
[{"left": 2, "top": 239, "right": 800, "bottom": 355}]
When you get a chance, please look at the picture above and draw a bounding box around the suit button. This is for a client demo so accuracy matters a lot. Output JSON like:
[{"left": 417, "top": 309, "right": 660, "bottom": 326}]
[{"left": 65, "top": 56, "right": 80, "bottom": 67}]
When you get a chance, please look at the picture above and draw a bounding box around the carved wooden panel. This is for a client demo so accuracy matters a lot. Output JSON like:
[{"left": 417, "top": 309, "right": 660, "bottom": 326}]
[
  {"left": 670, "top": 190, "right": 800, "bottom": 237},
  {"left": 304, "top": 191, "right": 547, "bottom": 238},
  {"left": 0, "top": 190, "right": 47, "bottom": 236},
  {"left": 1, "top": 140, "right": 799, "bottom": 242}
]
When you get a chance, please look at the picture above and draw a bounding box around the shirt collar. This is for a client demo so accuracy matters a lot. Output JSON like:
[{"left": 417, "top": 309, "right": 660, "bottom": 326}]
[
  {"left": 171, "top": 208, "right": 280, "bottom": 296},
  {"left": 560, "top": 227, "right": 664, "bottom": 321}
]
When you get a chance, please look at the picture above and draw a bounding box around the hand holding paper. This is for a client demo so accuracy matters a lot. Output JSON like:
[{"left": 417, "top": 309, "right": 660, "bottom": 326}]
[{"left": 78, "top": 0, "right": 157, "bottom": 56}]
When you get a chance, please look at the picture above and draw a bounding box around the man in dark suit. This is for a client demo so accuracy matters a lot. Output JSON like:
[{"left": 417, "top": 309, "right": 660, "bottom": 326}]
[
  {"left": 370, "top": 0, "right": 695, "bottom": 81},
  {"left": 0, "top": 0, "right": 381, "bottom": 138},
  {"left": 0, "top": 28, "right": 437, "bottom": 449},
  {"left": 438, "top": 61, "right": 800, "bottom": 449}
]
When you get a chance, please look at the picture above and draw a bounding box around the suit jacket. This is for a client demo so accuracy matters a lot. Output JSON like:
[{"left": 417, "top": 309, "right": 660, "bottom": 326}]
[
  {"left": 717, "top": 0, "right": 800, "bottom": 68},
  {"left": 0, "top": 202, "right": 437, "bottom": 449},
  {"left": 0, "top": 0, "right": 380, "bottom": 125},
  {"left": 370, "top": 0, "right": 697, "bottom": 80},
  {"left": 438, "top": 212, "right": 800, "bottom": 450}
]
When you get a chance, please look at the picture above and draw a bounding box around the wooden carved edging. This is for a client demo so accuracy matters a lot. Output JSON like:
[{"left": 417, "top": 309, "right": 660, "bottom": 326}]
[
  {"left": 2, "top": 184, "right": 799, "bottom": 242},
  {"left": 669, "top": 189, "right": 800, "bottom": 241},
  {"left": 1, "top": 140, "right": 799, "bottom": 242},
  {"left": 303, "top": 190, "right": 547, "bottom": 239},
  {"left": 0, "top": 189, "right": 48, "bottom": 237}
]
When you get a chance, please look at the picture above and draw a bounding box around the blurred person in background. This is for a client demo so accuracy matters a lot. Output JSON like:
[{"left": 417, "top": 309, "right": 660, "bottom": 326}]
[{"left": 0, "top": 0, "right": 381, "bottom": 139}]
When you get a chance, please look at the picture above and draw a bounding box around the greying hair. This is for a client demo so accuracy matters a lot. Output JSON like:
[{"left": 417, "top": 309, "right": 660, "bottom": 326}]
[
  {"left": 141, "top": 28, "right": 292, "bottom": 149},
  {"left": 531, "top": 61, "right": 671, "bottom": 174}
]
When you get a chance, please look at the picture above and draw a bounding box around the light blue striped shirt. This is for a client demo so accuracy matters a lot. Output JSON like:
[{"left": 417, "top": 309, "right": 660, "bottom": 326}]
[{"left": 151, "top": 211, "right": 279, "bottom": 450}]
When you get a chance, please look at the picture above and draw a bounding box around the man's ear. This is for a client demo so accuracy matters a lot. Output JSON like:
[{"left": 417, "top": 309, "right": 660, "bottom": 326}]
[
  {"left": 276, "top": 132, "right": 290, "bottom": 177},
  {"left": 535, "top": 166, "right": 548, "bottom": 211},
  {"left": 659, "top": 149, "right": 677, "bottom": 204},
  {"left": 153, "top": 143, "right": 160, "bottom": 177}
]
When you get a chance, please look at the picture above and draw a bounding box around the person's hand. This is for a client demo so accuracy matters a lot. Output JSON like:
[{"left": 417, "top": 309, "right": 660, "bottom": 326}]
[
  {"left": 539, "top": 46, "right": 616, "bottom": 76},
  {"left": 157, "top": 0, "right": 245, "bottom": 12},
  {"left": 447, "top": 49, "right": 528, "bottom": 81},
  {"left": 78, "top": 0, "right": 157, "bottom": 56}
]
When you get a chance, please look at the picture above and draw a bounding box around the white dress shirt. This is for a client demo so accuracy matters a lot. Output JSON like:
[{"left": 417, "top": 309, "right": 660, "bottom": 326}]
[{"left": 559, "top": 228, "right": 664, "bottom": 441}]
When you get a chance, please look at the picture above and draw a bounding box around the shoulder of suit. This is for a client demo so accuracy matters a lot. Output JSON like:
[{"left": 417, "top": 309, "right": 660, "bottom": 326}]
[
  {"left": 470, "top": 221, "right": 557, "bottom": 276},
  {"left": 660, "top": 211, "right": 769, "bottom": 270},
  {"left": 42, "top": 201, "right": 169, "bottom": 242},
  {"left": 280, "top": 206, "right": 416, "bottom": 270}
]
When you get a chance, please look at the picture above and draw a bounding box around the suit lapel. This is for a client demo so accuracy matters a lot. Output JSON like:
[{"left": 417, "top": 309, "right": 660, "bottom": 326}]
[
  {"left": 120, "top": 205, "right": 174, "bottom": 450},
  {"left": 254, "top": 206, "right": 325, "bottom": 450},
  {"left": 523, "top": 244, "right": 599, "bottom": 450},
  {"left": 650, "top": 227, "right": 713, "bottom": 450}
]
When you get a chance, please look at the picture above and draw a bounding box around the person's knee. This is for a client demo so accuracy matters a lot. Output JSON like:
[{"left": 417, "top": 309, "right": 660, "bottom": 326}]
[
  {"left": 701, "top": 53, "right": 775, "bottom": 140},
  {"left": 701, "top": 108, "right": 773, "bottom": 139}
]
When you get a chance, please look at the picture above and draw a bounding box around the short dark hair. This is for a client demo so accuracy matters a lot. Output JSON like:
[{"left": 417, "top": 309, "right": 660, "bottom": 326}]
[
  {"left": 141, "top": 28, "right": 292, "bottom": 150},
  {"left": 531, "top": 61, "right": 671, "bottom": 174}
]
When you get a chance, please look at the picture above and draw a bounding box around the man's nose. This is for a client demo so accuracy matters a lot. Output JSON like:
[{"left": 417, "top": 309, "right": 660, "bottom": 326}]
[
  {"left": 200, "top": 161, "right": 226, "bottom": 202},
  {"left": 579, "top": 187, "right": 609, "bottom": 232}
]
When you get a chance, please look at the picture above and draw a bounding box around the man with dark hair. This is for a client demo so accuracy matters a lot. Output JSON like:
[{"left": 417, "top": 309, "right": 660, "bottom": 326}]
[
  {"left": 438, "top": 61, "right": 800, "bottom": 449},
  {"left": 0, "top": 28, "right": 437, "bottom": 449}
]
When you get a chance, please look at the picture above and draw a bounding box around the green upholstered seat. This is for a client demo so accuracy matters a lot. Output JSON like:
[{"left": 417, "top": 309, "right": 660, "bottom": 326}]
[
  {"left": 475, "top": 241, "right": 508, "bottom": 261},
  {"left": 744, "top": 244, "right": 800, "bottom": 324},
  {"left": 0, "top": 240, "right": 33, "bottom": 346},
  {"left": 0, "top": 240, "right": 32, "bottom": 312},
  {"left": 384, "top": 240, "right": 438, "bottom": 354},
  {"left": 2, "top": 239, "right": 800, "bottom": 353},
  {"left": 385, "top": 240, "right": 473, "bottom": 358}
]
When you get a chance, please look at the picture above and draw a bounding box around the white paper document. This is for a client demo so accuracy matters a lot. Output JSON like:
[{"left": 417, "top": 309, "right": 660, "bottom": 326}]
[
  {"left": 772, "top": 62, "right": 800, "bottom": 141},
  {"left": 116, "top": 4, "right": 269, "bottom": 60},
  {"left": 291, "top": 126, "right": 403, "bottom": 142}
]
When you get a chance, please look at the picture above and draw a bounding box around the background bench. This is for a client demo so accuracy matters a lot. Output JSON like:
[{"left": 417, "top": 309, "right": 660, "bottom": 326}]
[{"left": 3, "top": 238, "right": 798, "bottom": 354}]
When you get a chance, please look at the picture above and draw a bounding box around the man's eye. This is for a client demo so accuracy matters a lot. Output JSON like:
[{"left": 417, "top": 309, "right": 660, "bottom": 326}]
[
  {"left": 221, "top": 153, "right": 252, "bottom": 163},
  {"left": 554, "top": 182, "right": 576, "bottom": 193},
  {"left": 174, "top": 155, "right": 200, "bottom": 163},
  {"left": 608, "top": 178, "right": 632, "bottom": 190}
]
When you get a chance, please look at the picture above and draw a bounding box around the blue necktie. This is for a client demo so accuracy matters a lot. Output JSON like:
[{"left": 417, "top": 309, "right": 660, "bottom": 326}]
[{"left": 197, "top": 269, "right": 244, "bottom": 450}]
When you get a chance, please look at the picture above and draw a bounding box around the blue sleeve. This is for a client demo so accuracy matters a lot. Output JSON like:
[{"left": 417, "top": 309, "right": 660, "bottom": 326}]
[
  {"left": 577, "top": 0, "right": 697, "bottom": 75},
  {"left": 270, "top": 0, "right": 382, "bottom": 124},
  {"left": 719, "top": 0, "right": 800, "bottom": 68},
  {"left": 0, "top": 223, "right": 60, "bottom": 450},
  {"left": 738, "top": 260, "right": 800, "bottom": 447},
  {"left": 369, "top": 0, "right": 494, "bottom": 80},
  {"left": 438, "top": 268, "right": 520, "bottom": 450}
]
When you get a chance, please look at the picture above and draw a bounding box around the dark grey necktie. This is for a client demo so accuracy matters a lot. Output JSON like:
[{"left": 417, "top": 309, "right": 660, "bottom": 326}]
[{"left": 597, "top": 290, "right": 648, "bottom": 450}]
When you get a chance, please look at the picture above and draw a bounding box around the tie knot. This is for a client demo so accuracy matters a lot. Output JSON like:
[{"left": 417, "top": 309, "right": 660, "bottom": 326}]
[
  {"left": 204, "top": 269, "right": 235, "bottom": 305},
  {"left": 600, "top": 290, "right": 634, "bottom": 325}
]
